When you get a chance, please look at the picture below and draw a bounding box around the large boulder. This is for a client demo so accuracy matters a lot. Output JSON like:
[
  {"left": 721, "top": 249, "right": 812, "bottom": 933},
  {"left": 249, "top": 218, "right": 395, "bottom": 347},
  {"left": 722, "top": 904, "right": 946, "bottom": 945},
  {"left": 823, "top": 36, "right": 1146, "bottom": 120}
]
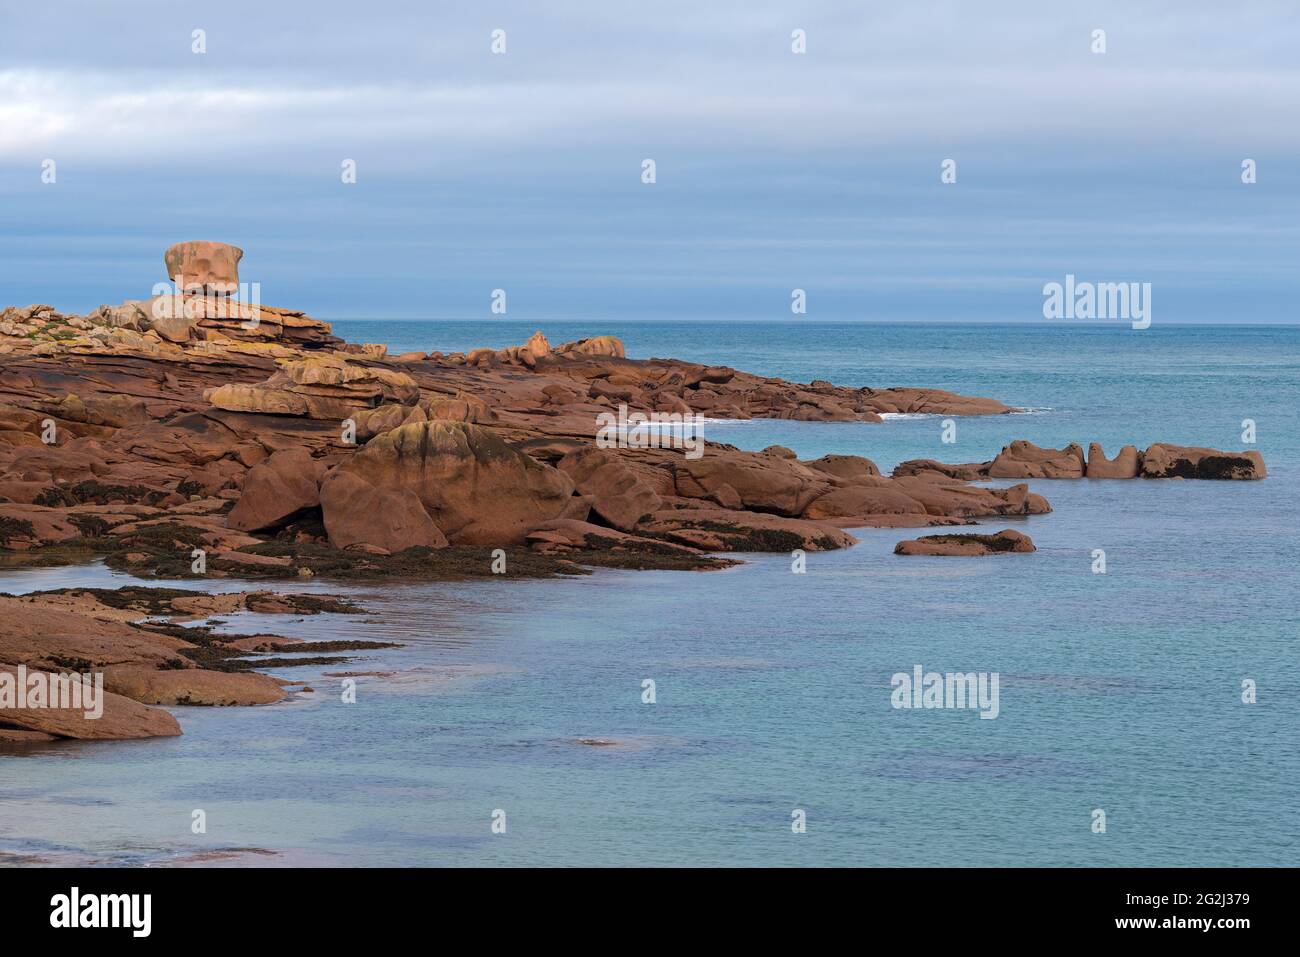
[
  {"left": 1140, "top": 444, "right": 1266, "bottom": 480},
  {"left": 987, "top": 440, "right": 1085, "bottom": 479},
  {"left": 1086, "top": 443, "right": 1140, "bottom": 479},
  {"left": 143, "top": 295, "right": 202, "bottom": 342},
  {"left": 227, "top": 447, "right": 326, "bottom": 531},
  {"left": 523, "top": 330, "right": 551, "bottom": 361},
  {"left": 318, "top": 470, "right": 447, "bottom": 552},
  {"left": 337, "top": 421, "right": 580, "bottom": 545},
  {"left": 164, "top": 240, "right": 243, "bottom": 295},
  {"left": 352, "top": 403, "right": 426, "bottom": 442},
  {"left": 803, "top": 454, "right": 881, "bottom": 482},
  {"left": 91, "top": 299, "right": 150, "bottom": 331},
  {"left": 674, "top": 452, "right": 831, "bottom": 517},
  {"left": 557, "top": 447, "right": 662, "bottom": 532}
]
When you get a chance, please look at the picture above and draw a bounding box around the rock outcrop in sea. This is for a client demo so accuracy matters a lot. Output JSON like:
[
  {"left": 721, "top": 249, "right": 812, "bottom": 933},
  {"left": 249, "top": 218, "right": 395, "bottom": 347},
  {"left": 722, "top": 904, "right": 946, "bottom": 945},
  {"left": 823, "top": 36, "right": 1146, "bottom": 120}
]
[
  {"left": 894, "top": 529, "right": 1036, "bottom": 556},
  {"left": 0, "top": 243, "right": 1049, "bottom": 572},
  {"left": 895, "top": 440, "right": 1266, "bottom": 481},
  {"left": 0, "top": 242, "right": 1263, "bottom": 741}
]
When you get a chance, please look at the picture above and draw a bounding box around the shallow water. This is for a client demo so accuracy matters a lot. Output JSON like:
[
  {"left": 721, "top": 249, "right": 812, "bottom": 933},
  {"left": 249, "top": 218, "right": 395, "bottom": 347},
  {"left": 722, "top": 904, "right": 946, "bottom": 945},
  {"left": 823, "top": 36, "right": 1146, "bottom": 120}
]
[{"left": 2, "top": 322, "right": 1297, "bottom": 866}]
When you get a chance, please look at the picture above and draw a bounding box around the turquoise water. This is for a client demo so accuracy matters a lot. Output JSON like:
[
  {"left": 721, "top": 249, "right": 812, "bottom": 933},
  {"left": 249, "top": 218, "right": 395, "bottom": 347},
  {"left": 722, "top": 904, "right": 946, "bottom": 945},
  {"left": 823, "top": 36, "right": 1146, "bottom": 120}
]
[{"left": 2, "top": 322, "right": 1297, "bottom": 866}]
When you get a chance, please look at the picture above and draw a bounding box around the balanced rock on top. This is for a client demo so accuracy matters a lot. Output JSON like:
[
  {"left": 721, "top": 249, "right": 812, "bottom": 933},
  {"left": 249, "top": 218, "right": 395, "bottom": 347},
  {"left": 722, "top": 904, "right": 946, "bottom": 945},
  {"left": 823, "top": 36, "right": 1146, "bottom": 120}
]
[{"left": 164, "top": 241, "right": 243, "bottom": 295}]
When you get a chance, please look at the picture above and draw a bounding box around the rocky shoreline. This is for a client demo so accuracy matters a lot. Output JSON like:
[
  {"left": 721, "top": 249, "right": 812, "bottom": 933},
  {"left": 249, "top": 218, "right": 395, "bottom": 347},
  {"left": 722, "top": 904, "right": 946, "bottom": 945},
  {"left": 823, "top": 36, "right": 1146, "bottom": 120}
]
[
  {"left": 0, "top": 587, "right": 382, "bottom": 741},
  {"left": 0, "top": 242, "right": 1267, "bottom": 742}
]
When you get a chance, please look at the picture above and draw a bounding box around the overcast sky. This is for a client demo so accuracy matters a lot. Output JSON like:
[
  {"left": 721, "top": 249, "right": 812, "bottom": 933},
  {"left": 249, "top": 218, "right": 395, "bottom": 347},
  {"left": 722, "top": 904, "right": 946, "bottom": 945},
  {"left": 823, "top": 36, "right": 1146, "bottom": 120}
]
[{"left": 1, "top": 1, "right": 1296, "bottom": 320}]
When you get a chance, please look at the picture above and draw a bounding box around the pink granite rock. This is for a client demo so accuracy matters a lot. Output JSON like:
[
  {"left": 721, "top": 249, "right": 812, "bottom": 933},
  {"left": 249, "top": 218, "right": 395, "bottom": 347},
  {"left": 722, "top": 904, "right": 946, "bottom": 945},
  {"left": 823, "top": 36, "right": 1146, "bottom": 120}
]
[{"left": 164, "top": 241, "right": 243, "bottom": 295}]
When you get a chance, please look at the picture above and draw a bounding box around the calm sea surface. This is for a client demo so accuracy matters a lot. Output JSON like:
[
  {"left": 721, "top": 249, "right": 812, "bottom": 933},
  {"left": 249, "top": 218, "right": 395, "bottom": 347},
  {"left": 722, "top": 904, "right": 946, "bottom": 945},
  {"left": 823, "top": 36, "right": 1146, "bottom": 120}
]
[{"left": 3, "top": 322, "right": 1297, "bottom": 866}]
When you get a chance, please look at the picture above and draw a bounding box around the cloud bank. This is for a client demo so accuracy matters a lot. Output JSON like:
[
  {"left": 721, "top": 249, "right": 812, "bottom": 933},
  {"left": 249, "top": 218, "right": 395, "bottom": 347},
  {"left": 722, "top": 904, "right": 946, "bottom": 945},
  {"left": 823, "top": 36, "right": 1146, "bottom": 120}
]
[{"left": 1, "top": 0, "right": 1296, "bottom": 320}]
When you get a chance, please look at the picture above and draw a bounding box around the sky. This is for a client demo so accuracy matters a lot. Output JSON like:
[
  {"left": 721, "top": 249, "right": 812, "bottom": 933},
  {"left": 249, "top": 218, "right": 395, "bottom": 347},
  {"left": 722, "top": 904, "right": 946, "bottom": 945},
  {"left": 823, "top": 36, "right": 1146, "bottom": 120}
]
[{"left": 1, "top": 0, "right": 1297, "bottom": 321}]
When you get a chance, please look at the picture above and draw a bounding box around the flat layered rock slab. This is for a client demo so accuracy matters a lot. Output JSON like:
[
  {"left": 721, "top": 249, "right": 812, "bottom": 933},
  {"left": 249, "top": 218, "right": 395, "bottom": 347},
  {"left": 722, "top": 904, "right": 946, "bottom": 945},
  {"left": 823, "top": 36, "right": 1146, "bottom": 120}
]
[
  {"left": 639, "top": 508, "right": 857, "bottom": 552},
  {"left": 0, "top": 595, "right": 193, "bottom": 670},
  {"left": 104, "top": 666, "right": 287, "bottom": 707},
  {"left": 0, "top": 665, "right": 181, "bottom": 740}
]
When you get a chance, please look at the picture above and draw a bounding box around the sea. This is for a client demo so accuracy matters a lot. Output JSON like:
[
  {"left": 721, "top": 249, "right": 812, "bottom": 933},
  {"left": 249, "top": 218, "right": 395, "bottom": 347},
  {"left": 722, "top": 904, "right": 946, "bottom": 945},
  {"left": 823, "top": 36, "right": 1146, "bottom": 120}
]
[{"left": 2, "top": 321, "right": 1297, "bottom": 867}]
